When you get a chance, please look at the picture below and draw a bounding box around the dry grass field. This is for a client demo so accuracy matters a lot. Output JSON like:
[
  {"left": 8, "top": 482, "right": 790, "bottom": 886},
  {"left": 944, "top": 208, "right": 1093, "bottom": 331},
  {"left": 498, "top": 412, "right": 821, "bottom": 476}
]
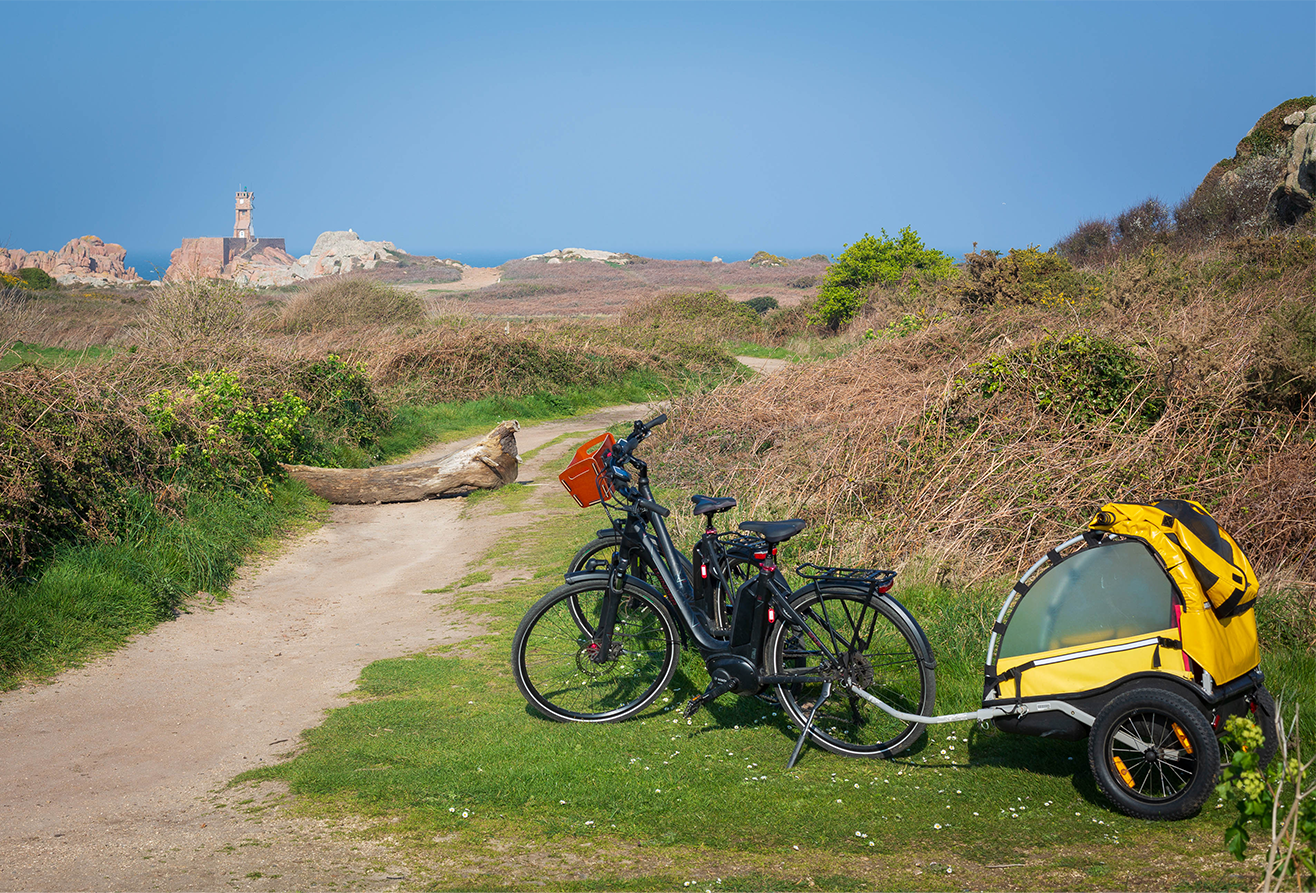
[{"left": 421, "top": 254, "right": 828, "bottom": 317}]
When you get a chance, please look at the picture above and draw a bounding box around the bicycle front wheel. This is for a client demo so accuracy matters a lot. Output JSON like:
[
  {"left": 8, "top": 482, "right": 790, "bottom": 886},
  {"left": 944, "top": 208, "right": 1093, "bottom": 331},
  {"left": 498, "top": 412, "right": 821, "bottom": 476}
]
[
  {"left": 766, "top": 585, "right": 935, "bottom": 758},
  {"left": 512, "top": 579, "right": 680, "bottom": 723}
]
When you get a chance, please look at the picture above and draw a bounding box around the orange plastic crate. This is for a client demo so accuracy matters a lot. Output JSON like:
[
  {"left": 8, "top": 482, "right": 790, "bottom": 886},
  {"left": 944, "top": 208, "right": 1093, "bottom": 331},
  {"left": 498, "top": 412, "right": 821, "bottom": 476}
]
[{"left": 558, "top": 432, "right": 616, "bottom": 507}]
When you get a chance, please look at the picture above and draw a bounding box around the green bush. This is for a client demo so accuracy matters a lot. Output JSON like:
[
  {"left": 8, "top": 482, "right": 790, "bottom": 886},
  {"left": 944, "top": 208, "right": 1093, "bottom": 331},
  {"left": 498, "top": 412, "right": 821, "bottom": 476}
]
[
  {"left": 809, "top": 228, "right": 953, "bottom": 331},
  {"left": 967, "top": 333, "right": 1165, "bottom": 426},
  {"left": 748, "top": 251, "right": 789, "bottom": 267},
  {"left": 17, "top": 268, "right": 57, "bottom": 290},
  {"left": 743, "top": 295, "right": 778, "bottom": 315},
  {"left": 956, "top": 246, "right": 1099, "bottom": 309}
]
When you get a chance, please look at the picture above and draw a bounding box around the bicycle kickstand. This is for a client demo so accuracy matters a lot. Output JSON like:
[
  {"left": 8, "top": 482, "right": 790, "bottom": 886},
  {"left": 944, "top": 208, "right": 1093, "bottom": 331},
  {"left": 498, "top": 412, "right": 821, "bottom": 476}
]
[{"left": 785, "top": 680, "right": 832, "bottom": 770}]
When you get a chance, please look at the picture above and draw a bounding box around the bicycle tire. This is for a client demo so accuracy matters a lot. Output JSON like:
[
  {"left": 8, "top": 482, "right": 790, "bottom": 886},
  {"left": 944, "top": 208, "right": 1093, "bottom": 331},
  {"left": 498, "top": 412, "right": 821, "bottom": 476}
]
[
  {"left": 512, "top": 578, "right": 680, "bottom": 723},
  {"left": 569, "top": 535, "right": 693, "bottom": 589},
  {"left": 1088, "top": 688, "right": 1218, "bottom": 820},
  {"left": 766, "top": 584, "right": 935, "bottom": 759}
]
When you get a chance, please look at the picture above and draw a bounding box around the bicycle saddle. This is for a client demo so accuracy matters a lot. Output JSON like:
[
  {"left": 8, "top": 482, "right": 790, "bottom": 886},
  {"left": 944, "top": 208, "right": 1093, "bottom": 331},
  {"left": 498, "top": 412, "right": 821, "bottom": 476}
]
[
  {"left": 738, "top": 518, "right": 807, "bottom": 545},
  {"left": 691, "top": 494, "right": 737, "bottom": 517}
]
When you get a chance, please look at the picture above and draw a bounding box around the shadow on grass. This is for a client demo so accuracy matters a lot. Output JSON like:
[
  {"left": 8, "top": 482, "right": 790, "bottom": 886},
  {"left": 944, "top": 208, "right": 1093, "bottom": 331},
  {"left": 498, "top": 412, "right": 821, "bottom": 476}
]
[{"left": 965, "top": 723, "right": 1106, "bottom": 806}]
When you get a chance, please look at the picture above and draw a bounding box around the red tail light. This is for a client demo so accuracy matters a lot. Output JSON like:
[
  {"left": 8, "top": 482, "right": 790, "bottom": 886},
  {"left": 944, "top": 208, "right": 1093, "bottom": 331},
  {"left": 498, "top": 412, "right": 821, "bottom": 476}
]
[
  {"left": 700, "top": 564, "right": 708, "bottom": 579},
  {"left": 768, "top": 607, "right": 776, "bottom": 623}
]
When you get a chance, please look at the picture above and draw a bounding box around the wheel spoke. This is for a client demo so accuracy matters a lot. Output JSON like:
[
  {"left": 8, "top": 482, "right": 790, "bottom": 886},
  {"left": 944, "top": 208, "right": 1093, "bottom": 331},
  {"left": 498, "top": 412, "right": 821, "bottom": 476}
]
[
  {"left": 514, "top": 583, "right": 677, "bottom": 722},
  {"left": 767, "top": 587, "right": 933, "bottom": 758}
]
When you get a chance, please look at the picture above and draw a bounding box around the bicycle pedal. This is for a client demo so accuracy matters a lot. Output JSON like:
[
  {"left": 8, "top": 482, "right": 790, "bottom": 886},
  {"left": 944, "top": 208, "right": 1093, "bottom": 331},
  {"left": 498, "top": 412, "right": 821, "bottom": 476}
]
[{"left": 682, "top": 697, "right": 704, "bottom": 719}]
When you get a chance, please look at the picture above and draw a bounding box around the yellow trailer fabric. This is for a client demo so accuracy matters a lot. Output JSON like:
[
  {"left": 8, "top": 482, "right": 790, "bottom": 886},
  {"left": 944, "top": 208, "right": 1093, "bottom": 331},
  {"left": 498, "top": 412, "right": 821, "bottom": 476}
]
[
  {"left": 1090, "top": 501, "right": 1259, "bottom": 686},
  {"left": 993, "top": 629, "right": 1193, "bottom": 700}
]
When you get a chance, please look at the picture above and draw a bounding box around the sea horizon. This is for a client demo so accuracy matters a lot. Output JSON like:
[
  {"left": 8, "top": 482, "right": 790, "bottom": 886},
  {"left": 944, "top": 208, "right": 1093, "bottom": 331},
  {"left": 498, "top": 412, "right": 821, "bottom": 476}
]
[{"left": 124, "top": 246, "right": 976, "bottom": 281}]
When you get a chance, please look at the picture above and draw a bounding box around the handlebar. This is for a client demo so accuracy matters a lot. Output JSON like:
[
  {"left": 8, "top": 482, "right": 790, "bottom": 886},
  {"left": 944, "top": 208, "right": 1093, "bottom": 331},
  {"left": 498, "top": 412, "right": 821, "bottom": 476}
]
[
  {"left": 609, "top": 414, "right": 667, "bottom": 461},
  {"left": 602, "top": 414, "right": 669, "bottom": 516}
]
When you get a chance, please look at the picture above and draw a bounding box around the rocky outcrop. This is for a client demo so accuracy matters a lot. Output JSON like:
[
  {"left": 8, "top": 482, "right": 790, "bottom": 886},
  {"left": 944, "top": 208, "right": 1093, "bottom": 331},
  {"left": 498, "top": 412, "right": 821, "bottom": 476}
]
[
  {"left": 1270, "top": 105, "right": 1316, "bottom": 224},
  {"left": 295, "top": 230, "right": 406, "bottom": 277},
  {"left": 0, "top": 236, "right": 141, "bottom": 285},
  {"left": 164, "top": 230, "right": 420, "bottom": 287},
  {"left": 523, "top": 248, "right": 623, "bottom": 264},
  {"left": 1190, "top": 98, "right": 1316, "bottom": 229},
  {"left": 164, "top": 237, "right": 301, "bottom": 287},
  {"left": 231, "top": 243, "right": 302, "bottom": 287}
]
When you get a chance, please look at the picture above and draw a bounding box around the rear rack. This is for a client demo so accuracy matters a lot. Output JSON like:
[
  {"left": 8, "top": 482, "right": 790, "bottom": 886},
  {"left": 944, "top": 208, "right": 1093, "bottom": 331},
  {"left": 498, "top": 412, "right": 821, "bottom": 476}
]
[
  {"left": 795, "top": 563, "right": 896, "bottom": 593},
  {"left": 715, "top": 530, "right": 767, "bottom": 556}
]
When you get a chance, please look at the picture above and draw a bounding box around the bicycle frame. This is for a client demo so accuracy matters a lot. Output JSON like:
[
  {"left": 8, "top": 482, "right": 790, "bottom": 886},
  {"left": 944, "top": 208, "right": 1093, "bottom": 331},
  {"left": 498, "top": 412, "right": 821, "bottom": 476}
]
[{"left": 574, "top": 496, "right": 863, "bottom": 697}]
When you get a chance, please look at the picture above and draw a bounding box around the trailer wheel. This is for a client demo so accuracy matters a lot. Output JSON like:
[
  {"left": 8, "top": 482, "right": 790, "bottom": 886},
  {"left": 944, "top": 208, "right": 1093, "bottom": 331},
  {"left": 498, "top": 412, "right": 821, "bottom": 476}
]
[{"left": 1088, "top": 688, "right": 1219, "bottom": 820}]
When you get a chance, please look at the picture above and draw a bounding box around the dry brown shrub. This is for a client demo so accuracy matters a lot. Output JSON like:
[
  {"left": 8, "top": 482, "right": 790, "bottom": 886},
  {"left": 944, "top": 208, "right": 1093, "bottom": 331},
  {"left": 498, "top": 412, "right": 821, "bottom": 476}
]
[
  {"left": 650, "top": 238, "right": 1316, "bottom": 593},
  {"left": 141, "top": 279, "right": 249, "bottom": 347},
  {"left": 277, "top": 277, "right": 426, "bottom": 333},
  {"left": 447, "top": 256, "right": 830, "bottom": 318},
  {"left": 359, "top": 256, "right": 463, "bottom": 285},
  {"left": 620, "top": 290, "right": 762, "bottom": 343},
  {"left": 364, "top": 321, "right": 733, "bottom": 405},
  {"left": 0, "top": 286, "right": 39, "bottom": 352}
]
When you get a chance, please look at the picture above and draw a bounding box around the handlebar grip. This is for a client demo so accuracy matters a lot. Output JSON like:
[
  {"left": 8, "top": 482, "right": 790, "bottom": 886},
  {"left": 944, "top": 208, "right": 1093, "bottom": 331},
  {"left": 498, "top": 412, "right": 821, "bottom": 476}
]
[
  {"left": 637, "top": 498, "right": 670, "bottom": 518},
  {"left": 646, "top": 413, "right": 667, "bottom": 429}
]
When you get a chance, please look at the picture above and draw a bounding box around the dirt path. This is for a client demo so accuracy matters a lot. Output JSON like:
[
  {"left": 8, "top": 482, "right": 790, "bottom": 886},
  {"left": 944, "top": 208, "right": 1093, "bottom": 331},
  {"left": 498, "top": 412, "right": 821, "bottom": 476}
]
[
  {"left": 736, "top": 355, "right": 791, "bottom": 375},
  {"left": 398, "top": 265, "right": 502, "bottom": 296},
  {"left": 0, "top": 405, "right": 655, "bottom": 893}
]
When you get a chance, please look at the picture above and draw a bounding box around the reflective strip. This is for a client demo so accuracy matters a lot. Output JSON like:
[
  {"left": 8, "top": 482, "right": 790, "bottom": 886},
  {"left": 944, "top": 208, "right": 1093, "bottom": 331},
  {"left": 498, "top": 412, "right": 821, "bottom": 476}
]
[{"left": 1028, "top": 636, "right": 1163, "bottom": 668}]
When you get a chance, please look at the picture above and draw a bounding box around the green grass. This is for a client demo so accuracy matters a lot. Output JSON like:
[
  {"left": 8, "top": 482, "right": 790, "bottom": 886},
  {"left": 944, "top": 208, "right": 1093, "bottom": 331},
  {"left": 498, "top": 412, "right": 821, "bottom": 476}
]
[
  {"left": 375, "top": 369, "right": 673, "bottom": 461},
  {"left": 238, "top": 473, "right": 1300, "bottom": 890},
  {"left": 723, "top": 340, "right": 798, "bottom": 361},
  {"left": 1, "top": 341, "right": 116, "bottom": 370},
  {"left": 0, "top": 481, "right": 325, "bottom": 689}
]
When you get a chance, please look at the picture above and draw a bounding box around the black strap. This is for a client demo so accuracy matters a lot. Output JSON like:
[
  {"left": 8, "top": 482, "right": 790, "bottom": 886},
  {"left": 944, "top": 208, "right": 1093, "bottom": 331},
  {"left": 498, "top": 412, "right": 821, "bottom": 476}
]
[
  {"left": 991, "top": 620, "right": 1007, "bottom": 635},
  {"left": 1214, "top": 590, "right": 1256, "bottom": 619},
  {"left": 993, "top": 661, "right": 1037, "bottom": 706},
  {"left": 1013, "top": 580, "right": 1030, "bottom": 596},
  {"left": 1046, "top": 549, "right": 1061, "bottom": 566}
]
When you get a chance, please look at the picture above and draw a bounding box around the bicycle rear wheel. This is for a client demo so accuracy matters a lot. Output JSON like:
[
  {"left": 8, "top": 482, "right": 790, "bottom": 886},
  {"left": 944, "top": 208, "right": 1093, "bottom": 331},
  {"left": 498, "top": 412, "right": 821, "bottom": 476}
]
[
  {"left": 512, "top": 579, "right": 680, "bottom": 723},
  {"left": 766, "top": 585, "right": 935, "bottom": 758}
]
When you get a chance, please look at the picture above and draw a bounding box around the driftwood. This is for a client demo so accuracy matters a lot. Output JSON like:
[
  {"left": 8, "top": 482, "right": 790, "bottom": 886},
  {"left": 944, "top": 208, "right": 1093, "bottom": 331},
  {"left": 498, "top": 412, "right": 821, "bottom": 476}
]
[{"left": 282, "top": 421, "right": 520, "bottom": 504}]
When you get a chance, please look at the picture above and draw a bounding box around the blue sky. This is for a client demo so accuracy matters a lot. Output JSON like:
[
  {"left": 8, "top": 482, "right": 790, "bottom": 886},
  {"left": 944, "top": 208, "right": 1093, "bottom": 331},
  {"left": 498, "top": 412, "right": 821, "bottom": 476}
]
[{"left": 4, "top": 1, "right": 1313, "bottom": 267}]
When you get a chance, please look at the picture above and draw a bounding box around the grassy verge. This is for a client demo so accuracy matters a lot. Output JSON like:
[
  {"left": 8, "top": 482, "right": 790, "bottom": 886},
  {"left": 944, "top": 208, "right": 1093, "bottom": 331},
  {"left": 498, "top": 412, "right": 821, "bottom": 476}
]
[
  {"left": 375, "top": 368, "right": 679, "bottom": 460},
  {"left": 0, "top": 480, "right": 326, "bottom": 689},
  {"left": 0, "top": 342, "right": 116, "bottom": 370},
  {"left": 237, "top": 455, "right": 1286, "bottom": 891}
]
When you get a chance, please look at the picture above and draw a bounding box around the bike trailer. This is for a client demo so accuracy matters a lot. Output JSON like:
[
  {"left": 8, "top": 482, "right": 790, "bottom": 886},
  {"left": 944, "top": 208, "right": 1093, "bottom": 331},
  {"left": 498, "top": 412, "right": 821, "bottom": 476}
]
[
  {"left": 986, "top": 499, "right": 1260, "bottom": 724},
  {"left": 978, "top": 498, "right": 1270, "bottom": 819}
]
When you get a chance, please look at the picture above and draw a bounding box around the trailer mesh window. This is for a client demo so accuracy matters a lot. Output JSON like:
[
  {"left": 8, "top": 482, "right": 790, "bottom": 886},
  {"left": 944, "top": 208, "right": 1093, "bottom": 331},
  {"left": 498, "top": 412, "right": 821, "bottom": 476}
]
[{"left": 999, "top": 541, "right": 1174, "bottom": 659}]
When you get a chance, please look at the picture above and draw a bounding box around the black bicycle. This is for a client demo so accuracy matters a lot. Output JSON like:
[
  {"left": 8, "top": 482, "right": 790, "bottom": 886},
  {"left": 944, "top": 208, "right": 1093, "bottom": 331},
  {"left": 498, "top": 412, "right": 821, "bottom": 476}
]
[{"left": 511, "top": 415, "right": 938, "bottom": 763}]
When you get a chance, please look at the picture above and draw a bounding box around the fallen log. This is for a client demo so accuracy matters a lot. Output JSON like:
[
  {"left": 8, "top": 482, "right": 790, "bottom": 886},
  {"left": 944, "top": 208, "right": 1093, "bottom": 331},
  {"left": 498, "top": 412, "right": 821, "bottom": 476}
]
[{"left": 281, "top": 420, "right": 520, "bottom": 504}]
